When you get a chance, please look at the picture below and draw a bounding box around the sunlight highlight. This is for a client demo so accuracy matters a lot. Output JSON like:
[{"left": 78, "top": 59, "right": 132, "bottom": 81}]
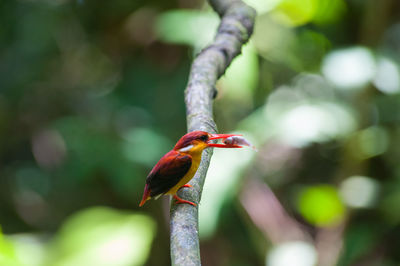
[
  {"left": 339, "top": 176, "right": 379, "bottom": 208},
  {"left": 322, "top": 47, "right": 375, "bottom": 89}
]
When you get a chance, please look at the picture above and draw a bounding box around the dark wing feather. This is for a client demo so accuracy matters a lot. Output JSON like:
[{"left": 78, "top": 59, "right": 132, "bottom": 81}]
[{"left": 146, "top": 150, "right": 192, "bottom": 197}]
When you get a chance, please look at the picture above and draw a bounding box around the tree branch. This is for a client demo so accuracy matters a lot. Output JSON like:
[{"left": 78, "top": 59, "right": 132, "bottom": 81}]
[{"left": 169, "top": 0, "right": 256, "bottom": 265}]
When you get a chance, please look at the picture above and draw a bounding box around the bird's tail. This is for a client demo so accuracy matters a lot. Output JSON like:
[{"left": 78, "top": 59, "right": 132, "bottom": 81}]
[{"left": 139, "top": 184, "right": 151, "bottom": 207}]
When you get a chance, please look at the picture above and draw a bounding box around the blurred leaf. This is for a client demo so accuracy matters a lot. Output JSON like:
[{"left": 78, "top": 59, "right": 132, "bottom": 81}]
[
  {"left": 48, "top": 207, "right": 156, "bottom": 266},
  {"left": 217, "top": 43, "right": 259, "bottom": 106},
  {"left": 271, "top": 0, "right": 346, "bottom": 26},
  {"left": 381, "top": 180, "right": 400, "bottom": 224},
  {"left": 356, "top": 127, "right": 389, "bottom": 159},
  {"left": 338, "top": 223, "right": 382, "bottom": 265},
  {"left": 243, "top": 0, "right": 283, "bottom": 14},
  {"left": 289, "top": 30, "right": 331, "bottom": 71},
  {"left": 8, "top": 234, "right": 47, "bottom": 266},
  {"left": 252, "top": 15, "right": 296, "bottom": 63},
  {"left": 271, "top": 0, "right": 318, "bottom": 26},
  {"left": 156, "top": 10, "right": 219, "bottom": 50},
  {"left": 298, "top": 185, "right": 345, "bottom": 227},
  {"left": 0, "top": 227, "right": 19, "bottom": 266},
  {"left": 312, "top": 0, "right": 346, "bottom": 25},
  {"left": 121, "top": 127, "right": 172, "bottom": 167}
]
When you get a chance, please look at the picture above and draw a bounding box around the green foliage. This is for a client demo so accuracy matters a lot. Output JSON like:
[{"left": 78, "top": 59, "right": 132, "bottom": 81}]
[
  {"left": 298, "top": 185, "right": 345, "bottom": 226},
  {"left": 270, "top": 0, "right": 346, "bottom": 26},
  {"left": 47, "top": 207, "right": 155, "bottom": 266},
  {"left": 217, "top": 44, "right": 259, "bottom": 105},
  {"left": 122, "top": 127, "right": 172, "bottom": 167},
  {"left": 156, "top": 10, "right": 219, "bottom": 50},
  {"left": 0, "top": 228, "right": 19, "bottom": 266}
]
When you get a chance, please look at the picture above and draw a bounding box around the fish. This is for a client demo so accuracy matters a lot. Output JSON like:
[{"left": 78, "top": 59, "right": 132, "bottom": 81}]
[{"left": 223, "top": 136, "right": 257, "bottom": 151}]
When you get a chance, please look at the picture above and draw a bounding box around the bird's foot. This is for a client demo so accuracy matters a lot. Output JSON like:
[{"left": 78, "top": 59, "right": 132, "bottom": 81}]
[
  {"left": 181, "top": 184, "right": 192, "bottom": 188},
  {"left": 173, "top": 195, "right": 196, "bottom": 206}
]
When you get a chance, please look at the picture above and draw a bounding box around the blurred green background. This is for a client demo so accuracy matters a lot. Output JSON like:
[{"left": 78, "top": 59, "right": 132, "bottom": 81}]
[{"left": 1, "top": 0, "right": 400, "bottom": 265}]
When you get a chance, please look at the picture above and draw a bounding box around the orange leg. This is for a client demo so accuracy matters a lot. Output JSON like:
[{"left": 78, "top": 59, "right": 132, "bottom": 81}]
[
  {"left": 181, "top": 184, "right": 192, "bottom": 188},
  {"left": 173, "top": 194, "right": 196, "bottom": 206}
]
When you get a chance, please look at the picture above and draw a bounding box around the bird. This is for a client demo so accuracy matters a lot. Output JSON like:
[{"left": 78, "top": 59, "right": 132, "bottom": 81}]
[{"left": 139, "top": 131, "right": 242, "bottom": 207}]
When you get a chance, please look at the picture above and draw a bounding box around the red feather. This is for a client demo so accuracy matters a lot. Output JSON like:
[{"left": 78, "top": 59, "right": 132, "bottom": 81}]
[
  {"left": 139, "top": 183, "right": 151, "bottom": 207},
  {"left": 139, "top": 150, "right": 192, "bottom": 206}
]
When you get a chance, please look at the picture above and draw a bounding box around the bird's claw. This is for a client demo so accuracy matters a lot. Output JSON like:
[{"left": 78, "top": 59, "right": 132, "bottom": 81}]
[{"left": 173, "top": 195, "right": 196, "bottom": 206}]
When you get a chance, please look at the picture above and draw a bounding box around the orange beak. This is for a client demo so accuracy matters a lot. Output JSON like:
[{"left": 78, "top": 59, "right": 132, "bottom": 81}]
[{"left": 207, "top": 134, "right": 242, "bottom": 148}]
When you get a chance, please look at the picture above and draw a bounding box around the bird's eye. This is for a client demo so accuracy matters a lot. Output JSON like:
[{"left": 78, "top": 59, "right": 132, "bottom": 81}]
[{"left": 200, "top": 135, "right": 208, "bottom": 141}]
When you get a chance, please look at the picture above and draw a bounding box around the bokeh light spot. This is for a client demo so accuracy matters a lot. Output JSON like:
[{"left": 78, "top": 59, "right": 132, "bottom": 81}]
[
  {"left": 243, "top": 0, "right": 283, "bottom": 14},
  {"left": 49, "top": 207, "right": 156, "bottom": 266},
  {"left": 322, "top": 47, "right": 376, "bottom": 89},
  {"left": 271, "top": 0, "right": 318, "bottom": 26},
  {"left": 358, "top": 126, "right": 389, "bottom": 158},
  {"left": 156, "top": 10, "right": 219, "bottom": 51},
  {"left": 278, "top": 103, "right": 356, "bottom": 147},
  {"left": 373, "top": 57, "right": 400, "bottom": 94},
  {"left": 339, "top": 176, "right": 379, "bottom": 208},
  {"left": 298, "top": 185, "right": 345, "bottom": 227},
  {"left": 267, "top": 241, "right": 317, "bottom": 266}
]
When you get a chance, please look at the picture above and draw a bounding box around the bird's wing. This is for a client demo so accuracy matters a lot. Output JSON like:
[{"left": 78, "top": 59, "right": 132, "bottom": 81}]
[{"left": 146, "top": 150, "right": 192, "bottom": 197}]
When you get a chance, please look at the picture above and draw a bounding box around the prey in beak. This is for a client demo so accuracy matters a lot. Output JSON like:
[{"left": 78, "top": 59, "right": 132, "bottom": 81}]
[{"left": 207, "top": 134, "right": 243, "bottom": 148}]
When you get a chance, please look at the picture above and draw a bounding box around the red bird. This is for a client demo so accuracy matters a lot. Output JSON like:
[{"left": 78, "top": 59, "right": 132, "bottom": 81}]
[{"left": 139, "top": 131, "right": 242, "bottom": 207}]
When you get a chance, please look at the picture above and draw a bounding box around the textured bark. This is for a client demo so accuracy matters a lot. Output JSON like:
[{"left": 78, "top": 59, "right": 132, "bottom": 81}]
[{"left": 169, "top": 0, "right": 256, "bottom": 265}]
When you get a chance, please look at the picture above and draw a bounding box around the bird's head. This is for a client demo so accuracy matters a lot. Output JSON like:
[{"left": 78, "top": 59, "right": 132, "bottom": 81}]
[{"left": 173, "top": 131, "right": 242, "bottom": 154}]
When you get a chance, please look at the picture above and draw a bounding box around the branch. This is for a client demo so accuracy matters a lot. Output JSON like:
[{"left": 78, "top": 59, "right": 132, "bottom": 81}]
[{"left": 169, "top": 0, "right": 256, "bottom": 265}]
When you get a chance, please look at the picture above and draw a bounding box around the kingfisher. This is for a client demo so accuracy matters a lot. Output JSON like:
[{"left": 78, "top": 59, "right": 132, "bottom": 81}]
[{"left": 139, "top": 131, "right": 242, "bottom": 207}]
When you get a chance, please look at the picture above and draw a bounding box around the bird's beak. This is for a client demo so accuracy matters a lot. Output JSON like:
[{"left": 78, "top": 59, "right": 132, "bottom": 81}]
[{"left": 207, "top": 134, "right": 242, "bottom": 148}]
